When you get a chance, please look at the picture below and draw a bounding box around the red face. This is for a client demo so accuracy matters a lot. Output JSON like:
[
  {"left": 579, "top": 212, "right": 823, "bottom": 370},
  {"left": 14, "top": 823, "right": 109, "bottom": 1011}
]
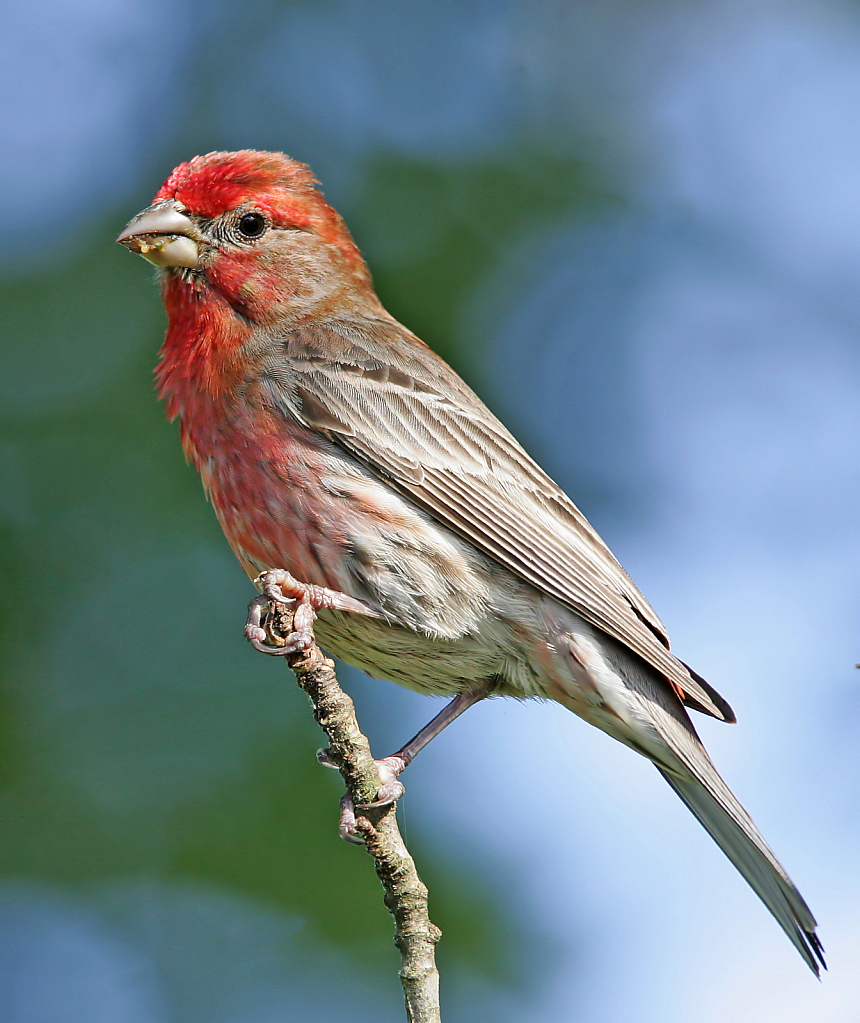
[
  {"left": 117, "top": 150, "right": 376, "bottom": 408},
  {"left": 118, "top": 150, "right": 368, "bottom": 315}
]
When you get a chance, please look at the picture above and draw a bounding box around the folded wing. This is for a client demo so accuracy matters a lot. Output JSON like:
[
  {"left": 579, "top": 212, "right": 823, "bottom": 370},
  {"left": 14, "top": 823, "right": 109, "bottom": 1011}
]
[{"left": 264, "top": 318, "right": 735, "bottom": 722}]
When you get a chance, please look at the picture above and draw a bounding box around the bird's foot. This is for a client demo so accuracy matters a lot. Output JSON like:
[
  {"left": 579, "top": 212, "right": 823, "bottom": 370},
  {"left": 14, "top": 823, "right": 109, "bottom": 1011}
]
[
  {"left": 244, "top": 569, "right": 381, "bottom": 655},
  {"left": 318, "top": 748, "right": 406, "bottom": 843}
]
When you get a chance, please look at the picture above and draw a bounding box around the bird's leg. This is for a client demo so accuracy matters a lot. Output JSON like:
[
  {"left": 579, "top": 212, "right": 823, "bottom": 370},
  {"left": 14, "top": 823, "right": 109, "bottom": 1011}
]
[
  {"left": 246, "top": 569, "right": 491, "bottom": 841},
  {"left": 320, "top": 684, "right": 491, "bottom": 842},
  {"left": 244, "top": 568, "right": 382, "bottom": 655}
]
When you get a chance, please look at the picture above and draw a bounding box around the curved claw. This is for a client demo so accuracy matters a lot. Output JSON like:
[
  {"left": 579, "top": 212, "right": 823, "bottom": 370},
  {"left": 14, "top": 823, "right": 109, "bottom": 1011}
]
[
  {"left": 321, "top": 750, "right": 407, "bottom": 837},
  {"left": 245, "top": 632, "right": 294, "bottom": 656},
  {"left": 317, "top": 748, "right": 340, "bottom": 769},
  {"left": 359, "top": 782, "right": 406, "bottom": 810},
  {"left": 262, "top": 582, "right": 293, "bottom": 606},
  {"left": 245, "top": 627, "right": 314, "bottom": 656},
  {"left": 244, "top": 590, "right": 313, "bottom": 655},
  {"left": 339, "top": 794, "right": 365, "bottom": 844},
  {"left": 356, "top": 755, "right": 407, "bottom": 809}
]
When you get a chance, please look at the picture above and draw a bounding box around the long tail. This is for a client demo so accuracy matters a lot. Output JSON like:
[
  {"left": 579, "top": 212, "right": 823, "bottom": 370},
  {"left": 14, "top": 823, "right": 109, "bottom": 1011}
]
[
  {"left": 555, "top": 624, "right": 823, "bottom": 971},
  {"left": 653, "top": 721, "right": 825, "bottom": 974}
]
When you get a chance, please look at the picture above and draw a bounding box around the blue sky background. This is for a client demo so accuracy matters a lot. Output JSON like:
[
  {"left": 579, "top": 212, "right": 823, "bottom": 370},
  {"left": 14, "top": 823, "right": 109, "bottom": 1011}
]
[{"left": 0, "top": 1, "right": 858, "bottom": 1020}]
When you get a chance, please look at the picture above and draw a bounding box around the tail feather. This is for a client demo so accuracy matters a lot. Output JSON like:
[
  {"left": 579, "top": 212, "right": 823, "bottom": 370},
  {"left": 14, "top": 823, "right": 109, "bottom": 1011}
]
[
  {"left": 559, "top": 622, "right": 823, "bottom": 971},
  {"left": 655, "top": 759, "right": 825, "bottom": 974}
]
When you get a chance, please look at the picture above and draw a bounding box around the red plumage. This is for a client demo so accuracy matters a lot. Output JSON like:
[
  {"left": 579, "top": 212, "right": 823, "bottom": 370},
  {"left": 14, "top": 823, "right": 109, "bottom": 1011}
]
[{"left": 118, "top": 150, "right": 824, "bottom": 974}]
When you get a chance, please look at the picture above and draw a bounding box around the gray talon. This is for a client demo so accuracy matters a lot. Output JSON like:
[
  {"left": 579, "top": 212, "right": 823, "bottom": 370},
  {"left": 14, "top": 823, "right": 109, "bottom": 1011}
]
[{"left": 317, "top": 748, "right": 339, "bottom": 769}]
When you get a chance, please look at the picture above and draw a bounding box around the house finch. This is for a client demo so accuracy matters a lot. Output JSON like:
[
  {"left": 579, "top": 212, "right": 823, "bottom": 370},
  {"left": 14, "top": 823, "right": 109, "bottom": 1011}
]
[{"left": 118, "top": 150, "right": 823, "bottom": 973}]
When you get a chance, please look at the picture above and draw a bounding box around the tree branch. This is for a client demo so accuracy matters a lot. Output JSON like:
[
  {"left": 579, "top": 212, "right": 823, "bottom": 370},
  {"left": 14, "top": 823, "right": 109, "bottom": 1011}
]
[{"left": 263, "top": 600, "right": 442, "bottom": 1023}]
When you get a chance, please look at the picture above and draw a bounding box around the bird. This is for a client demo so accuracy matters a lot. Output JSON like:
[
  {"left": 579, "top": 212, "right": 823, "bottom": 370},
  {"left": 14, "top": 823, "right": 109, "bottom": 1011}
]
[{"left": 118, "top": 149, "right": 824, "bottom": 973}]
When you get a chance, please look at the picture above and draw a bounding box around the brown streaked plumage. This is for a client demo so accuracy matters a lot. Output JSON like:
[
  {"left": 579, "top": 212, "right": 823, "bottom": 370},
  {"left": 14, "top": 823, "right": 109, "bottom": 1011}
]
[{"left": 118, "top": 150, "right": 824, "bottom": 974}]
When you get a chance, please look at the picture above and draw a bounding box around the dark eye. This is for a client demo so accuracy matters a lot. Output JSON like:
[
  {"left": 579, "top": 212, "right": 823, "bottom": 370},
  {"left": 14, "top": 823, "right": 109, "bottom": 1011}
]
[{"left": 237, "top": 211, "right": 267, "bottom": 238}]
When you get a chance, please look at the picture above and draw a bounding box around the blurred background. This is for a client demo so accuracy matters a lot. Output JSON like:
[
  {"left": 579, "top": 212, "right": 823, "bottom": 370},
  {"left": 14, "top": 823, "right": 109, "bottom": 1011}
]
[{"left": 1, "top": 0, "right": 858, "bottom": 1019}]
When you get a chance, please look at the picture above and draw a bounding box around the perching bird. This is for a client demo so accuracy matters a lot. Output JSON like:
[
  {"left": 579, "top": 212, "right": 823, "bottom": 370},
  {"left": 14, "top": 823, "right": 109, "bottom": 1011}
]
[{"left": 118, "top": 149, "right": 824, "bottom": 973}]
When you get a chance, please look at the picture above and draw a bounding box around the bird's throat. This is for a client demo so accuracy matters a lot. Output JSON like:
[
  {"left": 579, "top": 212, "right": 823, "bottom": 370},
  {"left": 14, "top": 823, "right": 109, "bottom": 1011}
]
[{"left": 155, "top": 273, "right": 252, "bottom": 422}]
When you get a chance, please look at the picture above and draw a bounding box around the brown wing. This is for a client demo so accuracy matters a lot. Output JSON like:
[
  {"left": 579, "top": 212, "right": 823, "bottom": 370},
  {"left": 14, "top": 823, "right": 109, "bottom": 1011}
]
[{"left": 262, "top": 317, "right": 735, "bottom": 722}]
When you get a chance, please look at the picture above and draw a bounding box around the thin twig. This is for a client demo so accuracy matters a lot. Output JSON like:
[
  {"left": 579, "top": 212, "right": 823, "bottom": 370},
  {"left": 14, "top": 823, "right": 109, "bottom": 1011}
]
[{"left": 265, "top": 601, "right": 442, "bottom": 1023}]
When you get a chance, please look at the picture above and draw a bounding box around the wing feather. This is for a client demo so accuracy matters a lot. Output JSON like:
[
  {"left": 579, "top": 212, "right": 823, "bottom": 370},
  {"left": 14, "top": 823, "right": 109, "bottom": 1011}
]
[{"left": 265, "top": 319, "right": 734, "bottom": 722}]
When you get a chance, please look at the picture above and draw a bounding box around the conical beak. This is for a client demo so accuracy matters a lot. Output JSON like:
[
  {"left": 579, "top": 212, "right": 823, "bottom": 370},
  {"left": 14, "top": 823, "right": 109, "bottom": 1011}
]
[{"left": 117, "top": 200, "right": 200, "bottom": 269}]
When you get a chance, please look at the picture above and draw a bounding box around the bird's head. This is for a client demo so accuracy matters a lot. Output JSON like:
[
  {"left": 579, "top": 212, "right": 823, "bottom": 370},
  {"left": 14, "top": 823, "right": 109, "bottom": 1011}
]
[
  {"left": 119, "top": 151, "right": 383, "bottom": 412},
  {"left": 118, "top": 150, "right": 378, "bottom": 327}
]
